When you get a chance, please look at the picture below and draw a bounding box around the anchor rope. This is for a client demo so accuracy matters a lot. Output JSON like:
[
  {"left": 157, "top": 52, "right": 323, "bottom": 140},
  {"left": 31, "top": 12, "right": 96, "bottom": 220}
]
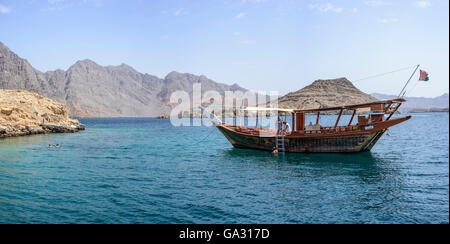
[{"left": 192, "top": 126, "right": 217, "bottom": 146}]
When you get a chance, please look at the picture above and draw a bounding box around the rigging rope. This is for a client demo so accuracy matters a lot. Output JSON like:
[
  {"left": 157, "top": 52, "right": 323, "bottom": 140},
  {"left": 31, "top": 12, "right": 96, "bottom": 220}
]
[
  {"left": 403, "top": 79, "right": 421, "bottom": 97},
  {"left": 352, "top": 65, "right": 417, "bottom": 83}
]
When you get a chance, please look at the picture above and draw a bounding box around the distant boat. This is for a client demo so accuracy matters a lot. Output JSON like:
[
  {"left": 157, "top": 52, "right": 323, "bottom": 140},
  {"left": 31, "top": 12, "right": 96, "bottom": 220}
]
[{"left": 213, "top": 99, "right": 411, "bottom": 153}]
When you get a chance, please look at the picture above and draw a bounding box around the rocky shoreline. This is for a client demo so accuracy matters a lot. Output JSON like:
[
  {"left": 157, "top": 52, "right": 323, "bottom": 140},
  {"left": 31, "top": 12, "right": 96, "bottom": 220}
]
[
  {"left": 0, "top": 123, "right": 85, "bottom": 138},
  {"left": 0, "top": 89, "right": 85, "bottom": 139}
]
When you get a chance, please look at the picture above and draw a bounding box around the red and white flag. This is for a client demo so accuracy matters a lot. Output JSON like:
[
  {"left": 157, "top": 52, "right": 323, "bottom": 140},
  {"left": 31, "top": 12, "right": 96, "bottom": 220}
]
[{"left": 419, "top": 70, "right": 429, "bottom": 81}]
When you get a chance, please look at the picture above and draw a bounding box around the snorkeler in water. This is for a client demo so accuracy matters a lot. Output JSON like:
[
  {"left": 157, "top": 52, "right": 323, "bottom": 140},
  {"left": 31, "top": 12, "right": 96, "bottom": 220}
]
[
  {"left": 48, "top": 144, "right": 53, "bottom": 148},
  {"left": 55, "top": 144, "right": 60, "bottom": 148}
]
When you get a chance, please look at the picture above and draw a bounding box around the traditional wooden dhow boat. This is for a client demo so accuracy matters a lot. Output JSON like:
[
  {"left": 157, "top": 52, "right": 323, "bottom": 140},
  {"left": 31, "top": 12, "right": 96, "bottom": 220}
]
[{"left": 213, "top": 99, "right": 411, "bottom": 153}]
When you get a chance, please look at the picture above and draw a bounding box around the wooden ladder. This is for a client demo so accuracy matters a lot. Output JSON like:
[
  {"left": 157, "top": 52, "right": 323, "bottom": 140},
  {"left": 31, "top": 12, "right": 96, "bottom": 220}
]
[{"left": 275, "top": 131, "right": 286, "bottom": 153}]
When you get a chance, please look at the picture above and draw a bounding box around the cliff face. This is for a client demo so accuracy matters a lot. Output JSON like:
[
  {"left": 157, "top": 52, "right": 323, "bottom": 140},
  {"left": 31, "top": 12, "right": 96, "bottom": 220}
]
[
  {"left": 0, "top": 89, "right": 84, "bottom": 138},
  {"left": 277, "top": 78, "right": 378, "bottom": 109},
  {"left": 0, "top": 42, "right": 52, "bottom": 95},
  {"left": 0, "top": 41, "right": 247, "bottom": 117}
]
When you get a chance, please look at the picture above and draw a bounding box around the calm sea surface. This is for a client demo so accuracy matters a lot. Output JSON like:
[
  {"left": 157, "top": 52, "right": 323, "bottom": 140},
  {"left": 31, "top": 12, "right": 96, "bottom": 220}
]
[{"left": 0, "top": 113, "right": 448, "bottom": 224}]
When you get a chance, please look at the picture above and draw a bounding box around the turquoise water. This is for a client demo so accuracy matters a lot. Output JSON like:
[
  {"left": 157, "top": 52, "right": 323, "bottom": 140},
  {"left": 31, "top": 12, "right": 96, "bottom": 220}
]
[{"left": 0, "top": 113, "right": 448, "bottom": 224}]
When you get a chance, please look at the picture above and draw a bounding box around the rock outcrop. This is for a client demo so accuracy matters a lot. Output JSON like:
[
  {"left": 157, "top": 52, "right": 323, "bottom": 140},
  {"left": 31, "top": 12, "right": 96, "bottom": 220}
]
[
  {"left": 0, "top": 89, "right": 85, "bottom": 138},
  {"left": 155, "top": 114, "right": 169, "bottom": 119},
  {"left": 277, "top": 78, "right": 378, "bottom": 109}
]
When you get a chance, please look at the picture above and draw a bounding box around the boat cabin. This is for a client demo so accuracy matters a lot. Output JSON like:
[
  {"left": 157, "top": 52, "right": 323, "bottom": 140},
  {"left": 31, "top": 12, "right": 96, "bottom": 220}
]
[{"left": 288, "top": 98, "right": 405, "bottom": 135}]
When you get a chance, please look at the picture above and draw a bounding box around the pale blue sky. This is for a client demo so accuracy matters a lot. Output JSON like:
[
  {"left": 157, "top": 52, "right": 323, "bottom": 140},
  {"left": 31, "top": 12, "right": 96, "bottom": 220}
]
[{"left": 0, "top": 0, "right": 448, "bottom": 97}]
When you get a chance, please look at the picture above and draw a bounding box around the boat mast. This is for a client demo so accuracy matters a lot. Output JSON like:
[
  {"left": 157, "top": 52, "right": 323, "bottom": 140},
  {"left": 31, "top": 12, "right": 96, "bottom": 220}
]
[{"left": 398, "top": 64, "right": 420, "bottom": 98}]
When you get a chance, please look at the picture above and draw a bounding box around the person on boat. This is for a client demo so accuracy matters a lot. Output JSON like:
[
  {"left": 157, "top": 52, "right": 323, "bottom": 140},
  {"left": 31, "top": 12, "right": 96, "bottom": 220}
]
[
  {"left": 277, "top": 118, "right": 281, "bottom": 130},
  {"left": 283, "top": 121, "right": 291, "bottom": 133}
]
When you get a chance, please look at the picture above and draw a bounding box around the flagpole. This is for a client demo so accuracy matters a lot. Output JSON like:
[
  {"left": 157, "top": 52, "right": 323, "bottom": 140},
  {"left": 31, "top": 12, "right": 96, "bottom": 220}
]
[{"left": 398, "top": 64, "right": 420, "bottom": 98}]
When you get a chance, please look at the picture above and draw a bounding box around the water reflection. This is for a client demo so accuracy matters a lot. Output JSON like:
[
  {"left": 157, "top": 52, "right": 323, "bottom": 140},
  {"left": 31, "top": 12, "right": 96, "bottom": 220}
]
[
  {"left": 221, "top": 147, "right": 406, "bottom": 223},
  {"left": 222, "top": 148, "right": 402, "bottom": 185}
]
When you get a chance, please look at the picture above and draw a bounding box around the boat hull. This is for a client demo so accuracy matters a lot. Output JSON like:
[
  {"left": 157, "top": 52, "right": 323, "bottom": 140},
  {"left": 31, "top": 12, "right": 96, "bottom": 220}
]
[{"left": 217, "top": 126, "right": 386, "bottom": 153}]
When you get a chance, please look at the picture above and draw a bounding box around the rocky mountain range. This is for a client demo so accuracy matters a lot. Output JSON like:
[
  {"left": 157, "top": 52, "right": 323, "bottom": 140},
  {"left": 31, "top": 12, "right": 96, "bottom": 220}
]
[
  {"left": 4, "top": 41, "right": 444, "bottom": 118},
  {"left": 371, "top": 93, "right": 449, "bottom": 112},
  {"left": 277, "top": 78, "right": 378, "bottom": 110},
  {"left": 0, "top": 41, "right": 246, "bottom": 117}
]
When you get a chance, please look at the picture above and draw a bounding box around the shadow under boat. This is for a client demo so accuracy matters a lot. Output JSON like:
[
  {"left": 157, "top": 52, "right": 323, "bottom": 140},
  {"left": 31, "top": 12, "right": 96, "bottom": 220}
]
[{"left": 222, "top": 147, "right": 401, "bottom": 185}]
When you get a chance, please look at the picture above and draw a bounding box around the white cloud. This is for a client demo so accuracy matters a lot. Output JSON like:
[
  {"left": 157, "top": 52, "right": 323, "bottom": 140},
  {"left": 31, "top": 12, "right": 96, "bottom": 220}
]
[
  {"left": 236, "top": 12, "right": 246, "bottom": 19},
  {"left": 42, "top": 0, "right": 67, "bottom": 12},
  {"left": 364, "top": 0, "right": 392, "bottom": 6},
  {"left": 242, "top": 0, "right": 267, "bottom": 3},
  {"left": 414, "top": 1, "right": 431, "bottom": 8},
  {"left": 379, "top": 18, "right": 398, "bottom": 24},
  {"left": 174, "top": 8, "right": 188, "bottom": 16},
  {"left": 42, "top": 0, "right": 103, "bottom": 12},
  {"left": 0, "top": 4, "right": 11, "bottom": 14},
  {"left": 308, "top": 3, "right": 343, "bottom": 13},
  {"left": 42, "top": 6, "right": 67, "bottom": 12}
]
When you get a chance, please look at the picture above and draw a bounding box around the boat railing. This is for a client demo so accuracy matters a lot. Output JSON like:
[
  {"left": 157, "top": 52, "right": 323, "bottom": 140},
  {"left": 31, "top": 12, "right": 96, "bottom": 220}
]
[
  {"left": 228, "top": 123, "right": 379, "bottom": 136},
  {"left": 233, "top": 126, "right": 279, "bottom": 136},
  {"left": 290, "top": 124, "right": 365, "bottom": 135}
]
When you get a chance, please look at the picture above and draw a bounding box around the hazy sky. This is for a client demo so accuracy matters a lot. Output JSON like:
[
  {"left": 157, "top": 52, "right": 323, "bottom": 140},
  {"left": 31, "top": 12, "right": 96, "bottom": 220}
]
[{"left": 0, "top": 0, "right": 448, "bottom": 97}]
